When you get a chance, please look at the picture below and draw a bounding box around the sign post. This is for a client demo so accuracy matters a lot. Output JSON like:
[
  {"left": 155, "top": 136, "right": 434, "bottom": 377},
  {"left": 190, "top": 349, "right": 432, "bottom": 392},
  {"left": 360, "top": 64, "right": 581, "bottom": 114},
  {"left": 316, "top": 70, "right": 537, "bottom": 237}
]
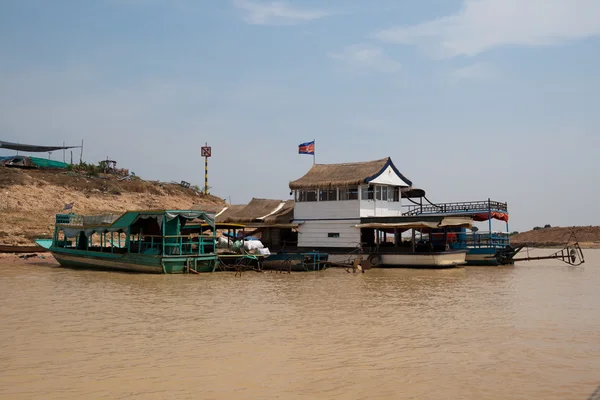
[{"left": 201, "top": 143, "right": 212, "bottom": 195}]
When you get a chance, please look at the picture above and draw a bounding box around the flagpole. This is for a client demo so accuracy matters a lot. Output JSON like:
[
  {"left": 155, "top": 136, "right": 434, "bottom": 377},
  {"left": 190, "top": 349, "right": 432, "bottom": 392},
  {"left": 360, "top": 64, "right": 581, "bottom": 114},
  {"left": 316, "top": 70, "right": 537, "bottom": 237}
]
[{"left": 313, "top": 138, "right": 315, "bottom": 164}]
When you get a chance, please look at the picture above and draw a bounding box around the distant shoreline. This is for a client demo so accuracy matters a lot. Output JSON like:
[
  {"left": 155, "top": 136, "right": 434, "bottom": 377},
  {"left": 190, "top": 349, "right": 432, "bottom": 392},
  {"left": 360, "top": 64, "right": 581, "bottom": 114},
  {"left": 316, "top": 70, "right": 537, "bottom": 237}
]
[{"left": 511, "top": 226, "right": 600, "bottom": 249}]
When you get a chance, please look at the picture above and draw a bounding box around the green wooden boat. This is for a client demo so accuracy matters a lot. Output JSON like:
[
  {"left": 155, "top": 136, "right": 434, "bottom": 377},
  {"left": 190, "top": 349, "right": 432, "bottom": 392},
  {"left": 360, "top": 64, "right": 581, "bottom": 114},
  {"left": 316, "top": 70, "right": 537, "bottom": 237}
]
[{"left": 49, "top": 210, "right": 218, "bottom": 274}]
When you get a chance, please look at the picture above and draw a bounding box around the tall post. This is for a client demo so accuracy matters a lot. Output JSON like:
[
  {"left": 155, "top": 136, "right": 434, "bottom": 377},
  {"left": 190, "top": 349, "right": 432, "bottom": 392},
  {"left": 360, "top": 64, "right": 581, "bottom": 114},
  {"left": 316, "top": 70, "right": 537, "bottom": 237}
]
[
  {"left": 313, "top": 138, "right": 316, "bottom": 164},
  {"left": 201, "top": 142, "right": 211, "bottom": 195},
  {"left": 205, "top": 156, "right": 208, "bottom": 195}
]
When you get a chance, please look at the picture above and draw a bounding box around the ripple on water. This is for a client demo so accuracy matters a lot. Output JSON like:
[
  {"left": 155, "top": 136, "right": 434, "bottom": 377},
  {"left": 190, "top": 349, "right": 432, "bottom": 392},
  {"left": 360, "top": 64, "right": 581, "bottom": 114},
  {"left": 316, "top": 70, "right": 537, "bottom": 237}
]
[{"left": 1, "top": 250, "right": 600, "bottom": 399}]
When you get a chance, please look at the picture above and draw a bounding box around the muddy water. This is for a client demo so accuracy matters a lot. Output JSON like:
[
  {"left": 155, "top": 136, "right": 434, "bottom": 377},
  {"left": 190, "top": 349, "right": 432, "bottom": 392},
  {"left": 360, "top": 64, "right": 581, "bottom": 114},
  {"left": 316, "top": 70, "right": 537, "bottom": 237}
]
[{"left": 1, "top": 249, "right": 599, "bottom": 399}]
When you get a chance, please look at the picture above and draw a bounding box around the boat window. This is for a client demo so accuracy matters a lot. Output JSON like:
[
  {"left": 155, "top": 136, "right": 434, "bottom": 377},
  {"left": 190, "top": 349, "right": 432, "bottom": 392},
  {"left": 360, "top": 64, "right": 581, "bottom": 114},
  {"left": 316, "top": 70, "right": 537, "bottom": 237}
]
[
  {"left": 361, "top": 185, "right": 374, "bottom": 200},
  {"left": 297, "top": 190, "right": 317, "bottom": 202},
  {"left": 319, "top": 188, "right": 337, "bottom": 201},
  {"left": 327, "top": 233, "right": 340, "bottom": 238}
]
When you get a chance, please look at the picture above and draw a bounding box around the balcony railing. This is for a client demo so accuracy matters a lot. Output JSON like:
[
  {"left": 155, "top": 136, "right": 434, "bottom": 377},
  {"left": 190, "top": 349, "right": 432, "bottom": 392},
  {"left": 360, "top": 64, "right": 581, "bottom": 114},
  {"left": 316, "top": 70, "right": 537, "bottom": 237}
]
[{"left": 404, "top": 199, "right": 508, "bottom": 216}]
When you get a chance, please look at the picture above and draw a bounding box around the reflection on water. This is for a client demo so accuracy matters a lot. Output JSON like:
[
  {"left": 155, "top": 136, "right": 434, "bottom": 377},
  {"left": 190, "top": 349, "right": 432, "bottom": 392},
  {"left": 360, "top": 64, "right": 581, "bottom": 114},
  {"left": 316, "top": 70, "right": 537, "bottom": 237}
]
[{"left": 1, "top": 249, "right": 600, "bottom": 399}]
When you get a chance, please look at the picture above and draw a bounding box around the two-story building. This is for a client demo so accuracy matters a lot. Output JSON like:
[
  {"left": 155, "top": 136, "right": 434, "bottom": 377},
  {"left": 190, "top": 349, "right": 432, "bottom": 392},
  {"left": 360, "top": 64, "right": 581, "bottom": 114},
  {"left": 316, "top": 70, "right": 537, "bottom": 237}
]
[{"left": 289, "top": 157, "right": 414, "bottom": 250}]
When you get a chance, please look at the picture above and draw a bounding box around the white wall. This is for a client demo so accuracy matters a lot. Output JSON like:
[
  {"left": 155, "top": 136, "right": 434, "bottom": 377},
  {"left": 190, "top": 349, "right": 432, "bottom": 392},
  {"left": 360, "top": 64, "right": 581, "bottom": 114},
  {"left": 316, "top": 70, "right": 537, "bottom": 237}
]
[
  {"left": 297, "top": 220, "right": 361, "bottom": 248},
  {"left": 294, "top": 199, "right": 359, "bottom": 220}
]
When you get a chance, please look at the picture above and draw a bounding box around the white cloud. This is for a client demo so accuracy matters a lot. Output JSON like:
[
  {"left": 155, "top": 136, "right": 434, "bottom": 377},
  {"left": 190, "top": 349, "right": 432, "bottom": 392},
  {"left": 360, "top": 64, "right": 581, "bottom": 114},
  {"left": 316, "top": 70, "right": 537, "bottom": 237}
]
[
  {"left": 233, "top": 0, "right": 328, "bottom": 25},
  {"left": 451, "top": 62, "right": 495, "bottom": 82},
  {"left": 374, "top": 0, "right": 600, "bottom": 57},
  {"left": 328, "top": 44, "right": 401, "bottom": 73}
]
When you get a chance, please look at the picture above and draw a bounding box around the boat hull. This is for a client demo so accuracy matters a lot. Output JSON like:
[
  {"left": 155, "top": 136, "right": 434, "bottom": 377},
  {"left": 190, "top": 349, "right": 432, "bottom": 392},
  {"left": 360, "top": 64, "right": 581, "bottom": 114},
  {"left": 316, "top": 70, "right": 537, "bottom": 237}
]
[
  {"left": 0, "top": 244, "right": 49, "bottom": 253},
  {"left": 464, "top": 248, "right": 515, "bottom": 266},
  {"left": 262, "top": 252, "right": 329, "bottom": 272},
  {"left": 465, "top": 248, "right": 500, "bottom": 266},
  {"left": 375, "top": 250, "right": 467, "bottom": 269},
  {"left": 51, "top": 248, "right": 216, "bottom": 274}
]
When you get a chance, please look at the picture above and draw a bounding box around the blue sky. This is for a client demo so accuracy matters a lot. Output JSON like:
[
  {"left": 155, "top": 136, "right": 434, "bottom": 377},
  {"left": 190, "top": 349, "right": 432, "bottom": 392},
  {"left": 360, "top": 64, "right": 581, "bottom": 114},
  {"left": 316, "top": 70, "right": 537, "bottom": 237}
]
[{"left": 1, "top": 0, "right": 599, "bottom": 231}]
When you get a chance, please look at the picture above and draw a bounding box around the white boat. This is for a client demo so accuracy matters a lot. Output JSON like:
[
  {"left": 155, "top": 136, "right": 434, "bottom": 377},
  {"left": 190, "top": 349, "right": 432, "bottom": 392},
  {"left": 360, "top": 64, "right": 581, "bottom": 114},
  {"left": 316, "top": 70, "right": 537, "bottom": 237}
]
[
  {"left": 370, "top": 250, "right": 467, "bottom": 268},
  {"left": 355, "top": 216, "right": 473, "bottom": 269}
]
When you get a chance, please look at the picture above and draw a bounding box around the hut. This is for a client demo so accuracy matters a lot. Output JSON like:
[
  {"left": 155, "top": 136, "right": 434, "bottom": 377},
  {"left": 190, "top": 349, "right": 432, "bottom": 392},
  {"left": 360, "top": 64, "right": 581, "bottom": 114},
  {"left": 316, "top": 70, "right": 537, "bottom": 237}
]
[
  {"left": 216, "top": 198, "right": 298, "bottom": 250},
  {"left": 288, "top": 157, "right": 414, "bottom": 250}
]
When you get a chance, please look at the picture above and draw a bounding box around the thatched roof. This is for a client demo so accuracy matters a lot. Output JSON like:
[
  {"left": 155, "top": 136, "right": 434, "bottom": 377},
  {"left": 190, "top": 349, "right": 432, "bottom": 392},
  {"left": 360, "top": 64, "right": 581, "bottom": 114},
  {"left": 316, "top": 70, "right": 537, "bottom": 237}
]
[
  {"left": 289, "top": 157, "right": 412, "bottom": 190},
  {"left": 262, "top": 200, "right": 294, "bottom": 224},
  {"left": 190, "top": 203, "right": 228, "bottom": 214},
  {"left": 214, "top": 204, "right": 245, "bottom": 221},
  {"left": 217, "top": 198, "right": 294, "bottom": 225}
]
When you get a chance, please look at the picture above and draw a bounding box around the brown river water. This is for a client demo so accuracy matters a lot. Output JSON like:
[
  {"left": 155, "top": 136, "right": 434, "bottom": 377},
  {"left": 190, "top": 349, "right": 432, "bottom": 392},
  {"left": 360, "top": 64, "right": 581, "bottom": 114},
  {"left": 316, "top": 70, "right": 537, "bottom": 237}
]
[{"left": 1, "top": 249, "right": 599, "bottom": 400}]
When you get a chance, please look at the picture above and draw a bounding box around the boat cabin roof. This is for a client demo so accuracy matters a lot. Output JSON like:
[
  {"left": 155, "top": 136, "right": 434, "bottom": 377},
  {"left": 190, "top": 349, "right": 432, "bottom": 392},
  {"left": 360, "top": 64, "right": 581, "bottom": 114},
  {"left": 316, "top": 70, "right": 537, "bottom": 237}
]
[
  {"left": 355, "top": 215, "right": 473, "bottom": 230},
  {"left": 56, "top": 209, "right": 217, "bottom": 230}
]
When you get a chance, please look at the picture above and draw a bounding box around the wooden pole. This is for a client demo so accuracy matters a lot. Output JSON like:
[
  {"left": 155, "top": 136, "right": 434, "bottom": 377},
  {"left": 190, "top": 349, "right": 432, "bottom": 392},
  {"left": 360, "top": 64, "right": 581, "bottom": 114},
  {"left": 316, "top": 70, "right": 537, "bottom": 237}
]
[{"left": 79, "top": 139, "right": 84, "bottom": 164}]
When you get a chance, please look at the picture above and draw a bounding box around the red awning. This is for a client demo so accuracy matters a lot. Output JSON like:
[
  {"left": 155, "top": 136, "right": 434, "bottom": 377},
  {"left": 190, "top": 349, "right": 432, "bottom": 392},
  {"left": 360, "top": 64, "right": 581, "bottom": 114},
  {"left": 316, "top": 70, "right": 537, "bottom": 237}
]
[{"left": 473, "top": 212, "right": 509, "bottom": 222}]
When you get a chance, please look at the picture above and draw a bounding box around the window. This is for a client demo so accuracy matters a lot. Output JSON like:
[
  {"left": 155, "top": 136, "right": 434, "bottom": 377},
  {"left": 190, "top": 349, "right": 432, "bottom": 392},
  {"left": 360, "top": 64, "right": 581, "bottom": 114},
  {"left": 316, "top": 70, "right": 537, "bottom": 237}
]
[
  {"left": 339, "top": 187, "right": 359, "bottom": 200},
  {"left": 361, "top": 185, "right": 374, "bottom": 200},
  {"left": 393, "top": 187, "right": 400, "bottom": 202},
  {"left": 327, "top": 233, "right": 340, "bottom": 238},
  {"left": 387, "top": 186, "right": 394, "bottom": 202},
  {"left": 319, "top": 188, "right": 337, "bottom": 201},
  {"left": 297, "top": 190, "right": 317, "bottom": 202},
  {"left": 376, "top": 185, "right": 388, "bottom": 201}
]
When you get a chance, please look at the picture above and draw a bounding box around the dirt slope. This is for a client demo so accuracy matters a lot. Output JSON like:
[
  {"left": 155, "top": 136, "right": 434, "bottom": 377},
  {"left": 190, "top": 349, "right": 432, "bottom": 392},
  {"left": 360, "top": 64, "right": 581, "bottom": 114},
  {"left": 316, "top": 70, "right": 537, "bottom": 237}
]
[
  {"left": 511, "top": 226, "right": 600, "bottom": 249},
  {"left": 0, "top": 167, "right": 225, "bottom": 246}
]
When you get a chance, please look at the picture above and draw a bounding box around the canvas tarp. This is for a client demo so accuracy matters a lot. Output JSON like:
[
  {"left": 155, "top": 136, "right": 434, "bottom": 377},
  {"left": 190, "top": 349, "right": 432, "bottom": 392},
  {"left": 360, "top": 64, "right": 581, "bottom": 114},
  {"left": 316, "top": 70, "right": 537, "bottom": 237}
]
[{"left": 0, "top": 140, "right": 80, "bottom": 153}]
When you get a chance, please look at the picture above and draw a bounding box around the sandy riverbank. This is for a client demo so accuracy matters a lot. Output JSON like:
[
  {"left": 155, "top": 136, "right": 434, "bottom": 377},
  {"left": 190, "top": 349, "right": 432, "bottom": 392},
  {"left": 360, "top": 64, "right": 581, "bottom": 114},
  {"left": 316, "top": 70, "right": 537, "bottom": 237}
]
[{"left": 0, "top": 167, "right": 226, "bottom": 246}]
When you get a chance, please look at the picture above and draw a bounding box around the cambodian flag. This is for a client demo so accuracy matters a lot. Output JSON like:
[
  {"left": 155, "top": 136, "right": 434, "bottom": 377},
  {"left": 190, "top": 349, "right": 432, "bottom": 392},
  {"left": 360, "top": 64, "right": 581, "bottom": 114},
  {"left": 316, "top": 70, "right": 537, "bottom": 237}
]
[{"left": 298, "top": 141, "right": 315, "bottom": 155}]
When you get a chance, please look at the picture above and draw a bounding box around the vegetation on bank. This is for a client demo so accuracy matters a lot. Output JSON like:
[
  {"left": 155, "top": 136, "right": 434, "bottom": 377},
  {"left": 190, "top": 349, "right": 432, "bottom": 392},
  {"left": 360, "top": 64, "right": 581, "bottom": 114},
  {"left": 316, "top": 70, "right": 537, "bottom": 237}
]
[{"left": 0, "top": 166, "right": 225, "bottom": 246}]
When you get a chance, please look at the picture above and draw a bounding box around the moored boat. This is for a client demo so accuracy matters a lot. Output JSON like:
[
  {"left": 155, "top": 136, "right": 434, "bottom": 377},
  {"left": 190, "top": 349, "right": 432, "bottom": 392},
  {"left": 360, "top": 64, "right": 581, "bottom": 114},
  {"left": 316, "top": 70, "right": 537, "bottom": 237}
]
[
  {"left": 404, "top": 199, "right": 512, "bottom": 266},
  {"left": 355, "top": 216, "right": 471, "bottom": 268},
  {"left": 262, "top": 251, "right": 329, "bottom": 271},
  {"left": 49, "top": 210, "right": 218, "bottom": 274}
]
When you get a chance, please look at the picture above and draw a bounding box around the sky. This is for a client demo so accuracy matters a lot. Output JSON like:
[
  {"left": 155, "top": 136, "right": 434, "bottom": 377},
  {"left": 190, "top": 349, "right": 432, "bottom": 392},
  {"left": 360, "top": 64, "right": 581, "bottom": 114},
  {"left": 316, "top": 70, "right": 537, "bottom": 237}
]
[{"left": 1, "top": 0, "right": 599, "bottom": 232}]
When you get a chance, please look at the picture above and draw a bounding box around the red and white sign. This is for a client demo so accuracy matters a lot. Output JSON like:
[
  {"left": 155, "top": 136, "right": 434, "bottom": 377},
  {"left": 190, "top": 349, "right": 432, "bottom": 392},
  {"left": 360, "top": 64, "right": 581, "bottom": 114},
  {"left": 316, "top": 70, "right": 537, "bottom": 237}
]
[{"left": 201, "top": 146, "right": 212, "bottom": 157}]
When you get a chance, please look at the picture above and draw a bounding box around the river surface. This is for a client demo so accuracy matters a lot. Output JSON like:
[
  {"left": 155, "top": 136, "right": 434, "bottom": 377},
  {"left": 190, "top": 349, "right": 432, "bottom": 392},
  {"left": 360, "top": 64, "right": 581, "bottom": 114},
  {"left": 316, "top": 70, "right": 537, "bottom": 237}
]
[{"left": 1, "top": 249, "right": 599, "bottom": 399}]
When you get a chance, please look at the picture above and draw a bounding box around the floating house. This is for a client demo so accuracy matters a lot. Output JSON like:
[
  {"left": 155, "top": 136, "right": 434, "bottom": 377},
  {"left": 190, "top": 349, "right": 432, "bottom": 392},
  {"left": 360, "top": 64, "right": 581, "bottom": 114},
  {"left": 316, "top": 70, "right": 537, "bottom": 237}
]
[
  {"left": 288, "top": 157, "right": 474, "bottom": 268},
  {"left": 289, "top": 157, "right": 413, "bottom": 250},
  {"left": 288, "top": 156, "right": 511, "bottom": 267}
]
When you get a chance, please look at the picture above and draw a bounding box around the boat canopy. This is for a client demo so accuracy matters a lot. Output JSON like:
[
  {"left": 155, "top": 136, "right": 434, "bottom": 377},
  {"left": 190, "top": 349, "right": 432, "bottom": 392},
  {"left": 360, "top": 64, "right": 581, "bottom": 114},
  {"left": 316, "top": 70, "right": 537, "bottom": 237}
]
[
  {"left": 354, "top": 216, "right": 472, "bottom": 230},
  {"left": 58, "top": 210, "right": 216, "bottom": 237},
  {"left": 128, "top": 210, "right": 215, "bottom": 230}
]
